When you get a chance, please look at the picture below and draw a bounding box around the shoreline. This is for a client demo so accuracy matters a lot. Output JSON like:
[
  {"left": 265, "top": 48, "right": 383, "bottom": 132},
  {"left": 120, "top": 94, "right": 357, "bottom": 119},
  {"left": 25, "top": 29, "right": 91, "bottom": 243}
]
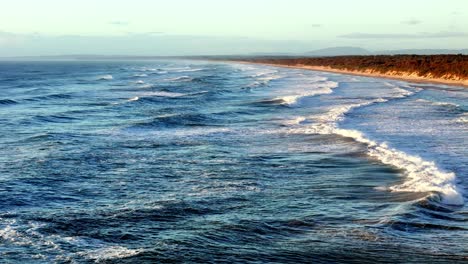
[{"left": 236, "top": 61, "right": 468, "bottom": 88}]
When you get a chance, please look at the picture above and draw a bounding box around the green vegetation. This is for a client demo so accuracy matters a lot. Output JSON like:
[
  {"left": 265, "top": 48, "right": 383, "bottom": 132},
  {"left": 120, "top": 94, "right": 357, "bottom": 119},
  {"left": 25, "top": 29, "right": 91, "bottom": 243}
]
[{"left": 244, "top": 55, "right": 468, "bottom": 79}]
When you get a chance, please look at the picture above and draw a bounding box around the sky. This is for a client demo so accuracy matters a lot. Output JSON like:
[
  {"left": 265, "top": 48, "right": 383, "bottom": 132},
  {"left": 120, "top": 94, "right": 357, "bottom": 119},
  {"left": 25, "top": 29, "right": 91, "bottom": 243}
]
[{"left": 0, "top": 0, "right": 467, "bottom": 56}]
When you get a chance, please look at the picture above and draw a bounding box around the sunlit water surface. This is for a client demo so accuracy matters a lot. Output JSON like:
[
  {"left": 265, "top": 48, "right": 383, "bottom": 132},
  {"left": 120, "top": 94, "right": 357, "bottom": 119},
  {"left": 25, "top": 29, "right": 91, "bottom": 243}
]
[{"left": 0, "top": 60, "right": 466, "bottom": 263}]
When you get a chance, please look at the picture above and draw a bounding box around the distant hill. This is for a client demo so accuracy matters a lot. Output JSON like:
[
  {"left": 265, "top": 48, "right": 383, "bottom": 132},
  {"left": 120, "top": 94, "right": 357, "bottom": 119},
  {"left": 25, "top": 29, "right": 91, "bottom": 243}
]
[
  {"left": 240, "top": 55, "right": 468, "bottom": 85},
  {"left": 303, "top": 47, "right": 468, "bottom": 57},
  {"left": 2, "top": 48, "right": 467, "bottom": 61},
  {"left": 378, "top": 49, "right": 468, "bottom": 55},
  {"left": 305, "top": 47, "right": 371, "bottom": 56}
]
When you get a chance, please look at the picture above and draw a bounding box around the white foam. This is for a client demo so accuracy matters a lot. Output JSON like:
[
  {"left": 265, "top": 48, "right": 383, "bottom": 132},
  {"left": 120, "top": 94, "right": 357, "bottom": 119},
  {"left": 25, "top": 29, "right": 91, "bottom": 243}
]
[
  {"left": 135, "top": 80, "right": 145, "bottom": 84},
  {"left": 128, "top": 96, "right": 139, "bottom": 101},
  {"left": 133, "top": 73, "right": 148, "bottom": 77},
  {"left": 276, "top": 80, "right": 339, "bottom": 106},
  {"left": 165, "top": 76, "right": 192, "bottom": 82},
  {"left": 257, "top": 74, "right": 283, "bottom": 82},
  {"left": 283, "top": 116, "right": 307, "bottom": 126},
  {"left": 97, "top": 74, "right": 113, "bottom": 81},
  {"left": 114, "top": 127, "right": 230, "bottom": 139},
  {"left": 250, "top": 70, "right": 279, "bottom": 78},
  {"left": 415, "top": 98, "right": 460, "bottom": 107},
  {"left": 82, "top": 246, "right": 142, "bottom": 261},
  {"left": 288, "top": 87, "right": 464, "bottom": 205},
  {"left": 174, "top": 68, "right": 204, "bottom": 73},
  {"left": 454, "top": 113, "right": 468, "bottom": 124},
  {"left": 0, "top": 219, "right": 62, "bottom": 251},
  {"left": 145, "top": 91, "right": 186, "bottom": 97}
]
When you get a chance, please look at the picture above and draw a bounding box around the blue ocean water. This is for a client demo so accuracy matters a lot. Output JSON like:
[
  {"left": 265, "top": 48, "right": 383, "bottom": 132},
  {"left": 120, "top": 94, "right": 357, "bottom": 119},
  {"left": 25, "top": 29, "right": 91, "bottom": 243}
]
[{"left": 0, "top": 60, "right": 466, "bottom": 263}]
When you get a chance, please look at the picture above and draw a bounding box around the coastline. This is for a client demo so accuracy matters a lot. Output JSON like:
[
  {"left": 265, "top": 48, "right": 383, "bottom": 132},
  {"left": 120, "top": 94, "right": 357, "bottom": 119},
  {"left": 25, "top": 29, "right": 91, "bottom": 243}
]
[{"left": 236, "top": 61, "right": 468, "bottom": 88}]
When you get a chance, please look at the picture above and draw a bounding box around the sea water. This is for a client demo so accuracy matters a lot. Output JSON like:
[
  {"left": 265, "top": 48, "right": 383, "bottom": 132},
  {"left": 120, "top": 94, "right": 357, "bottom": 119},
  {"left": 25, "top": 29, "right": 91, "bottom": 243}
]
[{"left": 0, "top": 60, "right": 466, "bottom": 263}]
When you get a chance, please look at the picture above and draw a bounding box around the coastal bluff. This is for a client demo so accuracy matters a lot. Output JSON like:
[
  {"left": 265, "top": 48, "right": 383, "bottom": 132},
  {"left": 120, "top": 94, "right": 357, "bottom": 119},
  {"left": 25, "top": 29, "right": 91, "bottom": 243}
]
[{"left": 239, "top": 55, "right": 468, "bottom": 87}]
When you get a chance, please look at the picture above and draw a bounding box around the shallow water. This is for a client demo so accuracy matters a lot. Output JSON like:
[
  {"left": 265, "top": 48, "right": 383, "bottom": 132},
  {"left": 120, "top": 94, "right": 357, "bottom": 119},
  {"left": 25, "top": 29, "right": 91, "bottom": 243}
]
[{"left": 0, "top": 60, "right": 466, "bottom": 263}]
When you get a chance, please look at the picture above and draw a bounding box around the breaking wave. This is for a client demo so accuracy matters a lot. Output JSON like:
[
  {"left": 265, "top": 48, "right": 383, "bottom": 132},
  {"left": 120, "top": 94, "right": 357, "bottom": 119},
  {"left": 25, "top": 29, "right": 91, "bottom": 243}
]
[
  {"left": 287, "top": 87, "right": 464, "bottom": 205},
  {"left": 96, "top": 74, "right": 113, "bottom": 81},
  {"left": 274, "top": 81, "right": 339, "bottom": 106},
  {"left": 164, "top": 76, "right": 193, "bottom": 82}
]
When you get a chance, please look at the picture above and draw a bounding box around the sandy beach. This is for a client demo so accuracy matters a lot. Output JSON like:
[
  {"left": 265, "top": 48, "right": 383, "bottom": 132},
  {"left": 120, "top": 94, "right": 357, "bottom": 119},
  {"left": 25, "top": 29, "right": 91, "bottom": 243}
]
[{"left": 240, "top": 62, "right": 468, "bottom": 88}]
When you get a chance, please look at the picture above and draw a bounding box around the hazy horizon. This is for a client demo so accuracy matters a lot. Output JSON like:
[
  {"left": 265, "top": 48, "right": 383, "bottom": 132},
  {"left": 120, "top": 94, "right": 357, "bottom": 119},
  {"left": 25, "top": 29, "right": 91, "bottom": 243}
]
[{"left": 1, "top": 0, "right": 467, "bottom": 56}]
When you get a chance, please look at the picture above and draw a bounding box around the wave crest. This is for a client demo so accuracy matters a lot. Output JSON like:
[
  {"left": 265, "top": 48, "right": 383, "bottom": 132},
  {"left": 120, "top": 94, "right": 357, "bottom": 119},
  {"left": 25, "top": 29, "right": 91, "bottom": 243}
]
[
  {"left": 288, "top": 87, "right": 464, "bottom": 205},
  {"left": 96, "top": 75, "right": 113, "bottom": 81}
]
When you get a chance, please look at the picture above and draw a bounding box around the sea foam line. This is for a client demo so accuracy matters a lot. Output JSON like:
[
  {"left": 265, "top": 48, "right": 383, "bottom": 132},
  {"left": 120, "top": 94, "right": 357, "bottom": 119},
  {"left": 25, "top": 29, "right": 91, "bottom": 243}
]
[{"left": 288, "top": 88, "right": 464, "bottom": 205}]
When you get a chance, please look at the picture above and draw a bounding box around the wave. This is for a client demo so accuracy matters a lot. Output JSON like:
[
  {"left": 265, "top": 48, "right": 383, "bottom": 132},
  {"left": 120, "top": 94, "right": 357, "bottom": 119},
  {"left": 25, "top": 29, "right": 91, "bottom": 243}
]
[
  {"left": 250, "top": 70, "right": 279, "bottom": 78},
  {"left": 173, "top": 68, "right": 205, "bottom": 73},
  {"left": 80, "top": 246, "right": 142, "bottom": 261},
  {"left": 124, "top": 89, "right": 209, "bottom": 103},
  {"left": 0, "top": 218, "right": 142, "bottom": 261},
  {"left": 137, "top": 67, "right": 158, "bottom": 72},
  {"left": 288, "top": 87, "right": 464, "bottom": 205},
  {"left": 127, "top": 91, "right": 189, "bottom": 102},
  {"left": 146, "top": 91, "right": 187, "bottom": 98},
  {"left": 454, "top": 113, "right": 468, "bottom": 124},
  {"left": 282, "top": 116, "right": 307, "bottom": 126},
  {"left": 34, "top": 114, "right": 79, "bottom": 123},
  {"left": 127, "top": 113, "right": 216, "bottom": 129},
  {"left": 134, "top": 80, "right": 145, "bottom": 84},
  {"left": 415, "top": 98, "right": 460, "bottom": 108},
  {"left": 24, "top": 93, "right": 73, "bottom": 102},
  {"left": 164, "top": 76, "right": 193, "bottom": 82},
  {"left": 257, "top": 74, "right": 283, "bottom": 82},
  {"left": 0, "top": 99, "right": 19, "bottom": 105},
  {"left": 96, "top": 74, "right": 113, "bottom": 81},
  {"left": 274, "top": 81, "right": 339, "bottom": 106},
  {"left": 133, "top": 73, "right": 148, "bottom": 78}
]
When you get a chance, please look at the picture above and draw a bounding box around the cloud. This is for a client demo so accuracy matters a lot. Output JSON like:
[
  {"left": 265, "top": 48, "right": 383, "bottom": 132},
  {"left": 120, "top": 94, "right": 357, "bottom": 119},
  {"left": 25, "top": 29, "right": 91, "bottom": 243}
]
[
  {"left": 401, "top": 19, "right": 421, "bottom": 25},
  {"left": 109, "top": 21, "right": 130, "bottom": 26},
  {"left": 339, "top": 31, "right": 468, "bottom": 39}
]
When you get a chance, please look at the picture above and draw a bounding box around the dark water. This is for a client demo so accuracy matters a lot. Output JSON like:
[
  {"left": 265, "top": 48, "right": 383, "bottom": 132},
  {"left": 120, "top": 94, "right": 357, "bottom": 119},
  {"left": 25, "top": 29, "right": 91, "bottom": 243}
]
[{"left": 0, "top": 60, "right": 466, "bottom": 263}]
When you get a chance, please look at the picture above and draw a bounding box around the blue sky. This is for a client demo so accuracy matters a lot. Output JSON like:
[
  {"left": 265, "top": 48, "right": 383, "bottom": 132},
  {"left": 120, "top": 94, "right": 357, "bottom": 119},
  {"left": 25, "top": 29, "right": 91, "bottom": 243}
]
[{"left": 0, "top": 0, "right": 467, "bottom": 56}]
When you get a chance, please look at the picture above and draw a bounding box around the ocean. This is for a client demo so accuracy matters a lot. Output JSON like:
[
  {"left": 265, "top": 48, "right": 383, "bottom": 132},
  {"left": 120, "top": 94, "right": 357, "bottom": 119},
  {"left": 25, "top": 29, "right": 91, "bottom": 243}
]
[{"left": 0, "top": 60, "right": 466, "bottom": 263}]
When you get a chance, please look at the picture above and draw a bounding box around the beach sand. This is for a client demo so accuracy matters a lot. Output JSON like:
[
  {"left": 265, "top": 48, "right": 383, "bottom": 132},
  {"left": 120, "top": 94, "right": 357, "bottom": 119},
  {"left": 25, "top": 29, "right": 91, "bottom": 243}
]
[{"left": 239, "top": 62, "right": 468, "bottom": 88}]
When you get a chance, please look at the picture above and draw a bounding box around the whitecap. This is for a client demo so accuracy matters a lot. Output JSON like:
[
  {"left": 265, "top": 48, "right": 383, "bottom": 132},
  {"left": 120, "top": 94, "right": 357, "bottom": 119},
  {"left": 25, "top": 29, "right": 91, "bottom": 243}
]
[
  {"left": 81, "top": 246, "right": 142, "bottom": 261},
  {"left": 133, "top": 73, "right": 148, "bottom": 77},
  {"left": 454, "top": 113, "right": 468, "bottom": 124},
  {"left": 415, "top": 98, "right": 460, "bottom": 107},
  {"left": 174, "top": 68, "right": 205, "bottom": 73},
  {"left": 288, "top": 87, "right": 464, "bottom": 205},
  {"left": 145, "top": 91, "right": 186, "bottom": 98},
  {"left": 283, "top": 116, "right": 307, "bottom": 126},
  {"left": 164, "top": 76, "right": 192, "bottom": 82},
  {"left": 275, "top": 80, "right": 339, "bottom": 106},
  {"left": 96, "top": 75, "right": 113, "bottom": 81}
]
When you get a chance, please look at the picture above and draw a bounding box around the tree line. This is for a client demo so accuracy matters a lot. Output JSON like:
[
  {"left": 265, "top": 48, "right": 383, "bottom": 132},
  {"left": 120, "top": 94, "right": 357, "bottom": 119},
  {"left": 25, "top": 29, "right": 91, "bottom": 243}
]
[{"left": 244, "top": 55, "right": 468, "bottom": 79}]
